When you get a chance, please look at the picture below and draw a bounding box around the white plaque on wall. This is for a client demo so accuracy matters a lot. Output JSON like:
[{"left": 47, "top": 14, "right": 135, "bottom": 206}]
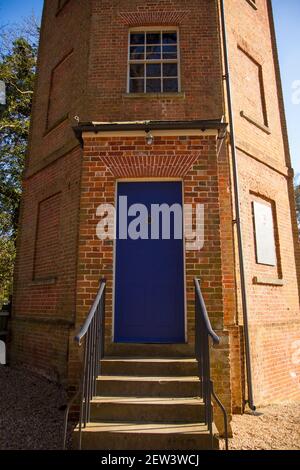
[{"left": 253, "top": 201, "right": 277, "bottom": 266}]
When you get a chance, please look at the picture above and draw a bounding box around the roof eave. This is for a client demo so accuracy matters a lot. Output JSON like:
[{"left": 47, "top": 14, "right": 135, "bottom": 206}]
[{"left": 73, "top": 119, "right": 228, "bottom": 147}]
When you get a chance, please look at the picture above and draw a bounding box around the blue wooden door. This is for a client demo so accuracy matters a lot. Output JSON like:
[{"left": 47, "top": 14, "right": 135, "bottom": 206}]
[{"left": 114, "top": 182, "right": 185, "bottom": 343}]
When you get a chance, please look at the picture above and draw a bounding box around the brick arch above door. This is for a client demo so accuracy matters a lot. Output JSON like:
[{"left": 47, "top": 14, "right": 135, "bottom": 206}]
[
  {"left": 79, "top": 127, "right": 222, "bottom": 179},
  {"left": 99, "top": 152, "right": 201, "bottom": 178},
  {"left": 117, "top": 10, "right": 190, "bottom": 26}
]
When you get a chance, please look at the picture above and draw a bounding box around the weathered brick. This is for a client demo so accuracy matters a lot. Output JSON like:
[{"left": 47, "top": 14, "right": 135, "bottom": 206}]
[{"left": 11, "top": 0, "right": 300, "bottom": 432}]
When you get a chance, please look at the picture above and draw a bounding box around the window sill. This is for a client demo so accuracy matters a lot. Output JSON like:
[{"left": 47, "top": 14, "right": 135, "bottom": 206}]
[
  {"left": 246, "top": 0, "right": 258, "bottom": 10},
  {"left": 253, "top": 276, "right": 283, "bottom": 287},
  {"left": 122, "top": 92, "right": 185, "bottom": 99},
  {"left": 30, "top": 277, "right": 57, "bottom": 287},
  {"left": 240, "top": 111, "right": 271, "bottom": 135}
]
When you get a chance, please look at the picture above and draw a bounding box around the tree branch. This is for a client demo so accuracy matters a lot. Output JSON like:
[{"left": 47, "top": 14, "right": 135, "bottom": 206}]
[{"left": 0, "top": 123, "right": 22, "bottom": 131}]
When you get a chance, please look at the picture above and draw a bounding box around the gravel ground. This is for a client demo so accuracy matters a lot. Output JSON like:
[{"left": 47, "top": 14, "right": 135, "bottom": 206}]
[
  {"left": 221, "top": 402, "right": 300, "bottom": 450},
  {"left": 1, "top": 365, "right": 299, "bottom": 450},
  {"left": 0, "top": 365, "right": 69, "bottom": 450}
]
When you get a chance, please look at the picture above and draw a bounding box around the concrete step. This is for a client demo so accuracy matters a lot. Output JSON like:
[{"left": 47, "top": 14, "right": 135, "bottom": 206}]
[
  {"left": 101, "top": 357, "right": 199, "bottom": 377},
  {"left": 74, "top": 421, "right": 219, "bottom": 450},
  {"left": 106, "top": 343, "right": 195, "bottom": 358},
  {"left": 96, "top": 375, "right": 201, "bottom": 398},
  {"left": 90, "top": 396, "right": 205, "bottom": 423}
]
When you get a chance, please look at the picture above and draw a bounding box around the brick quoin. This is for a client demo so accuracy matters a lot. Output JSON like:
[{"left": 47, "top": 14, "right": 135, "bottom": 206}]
[{"left": 11, "top": 0, "right": 300, "bottom": 435}]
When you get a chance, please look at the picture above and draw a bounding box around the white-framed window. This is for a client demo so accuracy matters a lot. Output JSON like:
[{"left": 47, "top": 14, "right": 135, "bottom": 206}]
[{"left": 128, "top": 27, "right": 180, "bottom": 94}]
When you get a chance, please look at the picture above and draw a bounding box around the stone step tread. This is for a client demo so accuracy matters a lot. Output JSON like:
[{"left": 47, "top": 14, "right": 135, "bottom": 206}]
[
  {"left": 102, "top": 357, "right": 197, "bottom": 363},
  {"left": 91, "top": 397, "right": 203, "bottom": 405},
  {"left": 97, "top": 375, "right": 200, "bottom": 382},
  {"left": 76, "top": 421, "right": 212, "bottom": 435},
  {"left": 106, "top": 344, "right": 195, "bottom": 358}
]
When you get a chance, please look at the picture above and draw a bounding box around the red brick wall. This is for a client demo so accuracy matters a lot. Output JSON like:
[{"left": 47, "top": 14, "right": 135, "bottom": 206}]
[
  {"left": 12, "top": 0, "right": 300, "bottom": 416},
  {"left": 74, "top": 134, "right": 225, "bottom": 339},
  {"left": 46, "top": 50, "right": 74, "bottom": 131},
  {"left": 217, "top": 143, "right": 242, "bottom": 412},
  {"left": 224, "top": 0, "right": 300, "bottom": 405},
  {"left": 27, "top": 0, "right": 223, "bottom": 179},
  {"left": 33, "top": 193, "right": 62, "bottom": 281},
  {"left": 87, "top": 0, "right": 223, "bottom": 122},
  {"left": 237, "top": 152, "right": 300, "bottom": 404},
  {"left": 9, "top": 319, "right": 70, "bottom": 383},
  {"left": 236, "top": 46, "right": 268, "bottom": 127},
  {"left": 11, "top": 147, "right": 82, "bottom": 383},
  {"left": 226, "top": 0, "right": 286, "bottom": 166},
  {"left": 66, "top": 133, "right": 232, "bottom": 425},
  {"left": 26, "top": 0, "right": 91, "bottom": 177}
]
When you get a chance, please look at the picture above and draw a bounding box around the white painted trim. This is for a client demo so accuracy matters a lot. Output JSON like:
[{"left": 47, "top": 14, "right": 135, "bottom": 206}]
[
  {"left": 111, "top": 182, "right": 118, "bottom": 342},
  {"left": 181, "top": 180, "right": 188, "bottom": 343},
  {"left": 116, "top": 177, "right": 183, "bottom": 182},
  {"left": 112, "top": 179, "right": 187, "bottom": 344},
  {"left": 127, "top": 30, "right": 131, "bottom": 94},
  {"left": 82, "top": 129, "right": 218, "bottom": 138},
  {"left": 177, "top": 28, "right": 182, "bottom": 93},
  {"left": 127, "top": 27, "right": 181, "bottom": 94},
  {"left": 130, "top": 26, "right": 179, "bottom": 32}
]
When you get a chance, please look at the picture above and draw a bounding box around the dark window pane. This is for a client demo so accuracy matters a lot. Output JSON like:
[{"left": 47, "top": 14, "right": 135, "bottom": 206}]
[
  {"left": 163, "top": 32, "right": 177, "bottom": 44},
  {"left": 130, "top": 33, "right": 145, "bottom": 45},
  {"left": 162, "top": 53, "right": 177, "bottom": 60},
  {"left": 130, "top": 46, "right": 144, "bottom": 60},
  {"left": 163, "top": 45, "right": 177, "bottom": 54},
  {"left": 146, "top": 46, "right": 161, "bottom": 60},
  {"left": 163, "top": 63, "right": 178, "bottom": 77},
  {"left": 130, "top": 64, "right": 144, "bottom": 78},
  {"left": 163, "top": 78, "right": 178, "bottom": 92},
  {"left": 147, "top": 46, "right": 161, "bottom": 53},
  {"left": 146, "top": 63, "right": 161, "bottom": 78},
  {"left": 146, "top": 53, "right": 161, "bottom": 60},
  {"left": 131, "top": 54, "right": 145, "bottom": 61},
  {"left": 130, "top": 79, "right": 144, "bottom": 93},
  {"left": 146, "top": 32, "right": 161, "bottom": 44},
  {"left": 146, "top": 79, "right": 161, "bottom": 93}
]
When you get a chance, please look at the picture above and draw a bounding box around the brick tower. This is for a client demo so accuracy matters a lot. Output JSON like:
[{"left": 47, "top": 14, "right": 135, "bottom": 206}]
[{"left": 11, "top": 0, "right": 300, "bottom": 446}]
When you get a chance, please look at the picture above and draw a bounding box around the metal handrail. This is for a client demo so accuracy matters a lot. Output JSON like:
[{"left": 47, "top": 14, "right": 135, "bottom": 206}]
[
  {"left": 194, "top": 278, "right": 229, "bottom": 450},
  {"left": 63, "top": 279, "right": 106, "bottom": 450},
  {"left": 75, "top": 282, "right": 106, "bottom": 345},
  {"left": 194, "top": 279, "right": 220, "bottom": 345}
]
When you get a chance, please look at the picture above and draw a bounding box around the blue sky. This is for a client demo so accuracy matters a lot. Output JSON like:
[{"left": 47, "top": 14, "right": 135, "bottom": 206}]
[{"left": 0, "top": 0, "right": 299, "bottom": 174}]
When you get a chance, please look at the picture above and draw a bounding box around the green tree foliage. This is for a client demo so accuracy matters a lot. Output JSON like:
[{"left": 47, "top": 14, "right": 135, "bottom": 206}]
[
  {"left": 0, "top": 22, "right": 39, "bottom": 304},
  {"left": 0, "top": 234, "right": 15, "bottom": 305}
]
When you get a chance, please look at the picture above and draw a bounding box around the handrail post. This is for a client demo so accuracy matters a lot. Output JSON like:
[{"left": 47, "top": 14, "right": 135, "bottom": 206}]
[
  {"left": 78, "top": 338, "right": 87, "bottom": 450},
  {"left": 63, "top": 280, "right": 106, "bottom": 450},
  {"left": 194, "top": 278, "right": 229, "bottom": 450}
]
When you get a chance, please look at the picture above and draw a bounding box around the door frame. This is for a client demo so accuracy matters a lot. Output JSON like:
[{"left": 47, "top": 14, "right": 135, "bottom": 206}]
[{"left": 112, "top": 178, "right": 187, "bottom": 343}]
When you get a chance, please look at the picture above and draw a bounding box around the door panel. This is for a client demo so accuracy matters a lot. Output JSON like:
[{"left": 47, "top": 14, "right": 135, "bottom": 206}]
[{"left": 114, "top": 182, "right": 185, "bottom": 343}]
